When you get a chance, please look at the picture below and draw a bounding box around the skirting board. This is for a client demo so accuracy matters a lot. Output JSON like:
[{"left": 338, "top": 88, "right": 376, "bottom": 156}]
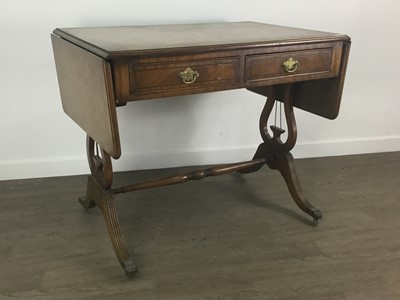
[{"left": 1, "top": 136, "right": 400, "bottom": 181}]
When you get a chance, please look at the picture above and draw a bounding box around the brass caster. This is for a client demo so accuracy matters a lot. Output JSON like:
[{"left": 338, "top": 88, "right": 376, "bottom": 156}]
[
  {"left": 78, "top": 197, "right": 96, "bottom": 209},
  {"left": 123, "top": 259, "right": 138, "bottom": 278},
  {"left": 310, "top": 208, "right": 322, "bottom": 226}
]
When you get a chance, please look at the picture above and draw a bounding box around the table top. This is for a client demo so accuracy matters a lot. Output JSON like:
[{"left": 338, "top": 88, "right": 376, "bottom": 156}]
[{"left": 54, "top": 22, "right": 349, "bottom": 59}]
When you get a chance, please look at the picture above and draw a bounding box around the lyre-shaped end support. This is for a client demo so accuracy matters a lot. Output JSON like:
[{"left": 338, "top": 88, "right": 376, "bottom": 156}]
[
  {"left": 86, "top": 135, "right": 113, "bottom": 189},
  {"left": 259, "top": 84, "right": 297, "bottom": 152},
  {"left": 245, "top": 84, "right": 322, "bottom": 225}
]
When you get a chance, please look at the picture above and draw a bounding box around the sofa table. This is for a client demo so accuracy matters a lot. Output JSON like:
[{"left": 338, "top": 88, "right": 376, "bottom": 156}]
[{"left": 51, "top": 22, "right": 350, "bottom": 277}]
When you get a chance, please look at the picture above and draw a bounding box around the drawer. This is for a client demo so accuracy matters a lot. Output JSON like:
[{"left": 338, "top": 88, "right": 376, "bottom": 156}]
[
  {"left": 129, "top": 58, "right": 240, "bottom": 95},
  {"left": 245, "top": 42, "right": 342, "bottom": 85}
]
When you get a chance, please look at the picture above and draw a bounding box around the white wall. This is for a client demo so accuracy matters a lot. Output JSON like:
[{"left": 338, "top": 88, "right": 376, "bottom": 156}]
[{"left": 1, "top": 0, "right": 399, "bottom": 180}]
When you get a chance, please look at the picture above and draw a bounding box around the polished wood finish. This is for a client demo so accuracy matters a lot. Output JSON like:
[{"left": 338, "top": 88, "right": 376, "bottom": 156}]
[
  {"left": 53, "top": 22, "right": 350, "bottom": 117},
  {"left": 292, "top": 40, "right": 351, "bottom": 119},
  {"left": 130, "top": 56, "right": 240, "bottom": 97},
  {"left": 51, "top": 34, "right": 121, "bottom": 158},
  {"left": 244, "top": 143, "right": 322, "bottom": 223},
  {"left": 240, "top": 84, "right": 321, "bottom": 224},
  {"left": 51, "top": 22, "right": 351, "bottom": 277},
  {"left": 115, "top": 50, "right": 243, "bottom": 101},
  {"left": 79, "top": 135, "right": 137, "bottom": 277},
  {"left": 249, "top": 41, "right": 351, "bottom": 119},
  {"left": 112, "top": 158, "right": 267, "bottom": 195},
  {"left": 53, "top": 22, "right": 348, "bottom": 58},
  {"left": 244, "top": 42, "right": 342, "bottom": 84},
  {"left": 115, "top": 41, "right": 343, "bottom": 102},
  {"left": 85, "top": 135, "right": 113, "bottom": 189},
  {"left": 80, "top": 175, "right": 137, "bottom": 277}
]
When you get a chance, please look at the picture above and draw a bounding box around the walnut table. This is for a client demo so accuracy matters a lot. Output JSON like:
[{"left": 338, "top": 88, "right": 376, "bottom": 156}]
[{"left": 51, "top": 22, "right": 351, "bottom": 277}]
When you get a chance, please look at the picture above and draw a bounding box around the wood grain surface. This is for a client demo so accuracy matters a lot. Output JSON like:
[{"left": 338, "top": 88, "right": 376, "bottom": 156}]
[
  {"left": 53, "top": 22, "right": 349, "bottom": 58},
  {"left": 51, "top": 34, "right": 121, "bottom": 158}
]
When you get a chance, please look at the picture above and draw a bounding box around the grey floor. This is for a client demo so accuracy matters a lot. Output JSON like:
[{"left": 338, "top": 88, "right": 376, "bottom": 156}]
[{"left": 1, "top": 152, "right": 400, "bottom": 300}]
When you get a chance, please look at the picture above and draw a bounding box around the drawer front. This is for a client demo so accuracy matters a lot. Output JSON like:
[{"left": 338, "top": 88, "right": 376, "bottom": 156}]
[
  {"left": 245, "top": 43, "right": 342, "bottom": 84},
  {"left": 130, "top": 58, "right": 240, "bottom": 95}
]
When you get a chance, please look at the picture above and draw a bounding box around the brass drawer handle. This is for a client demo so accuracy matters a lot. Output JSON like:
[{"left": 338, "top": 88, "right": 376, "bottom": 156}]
[
  {"left": 178, "top": 67, "right": 199, "bottom": 84},
  {"left": 282, "top": 57, "right": 299, "bottom": 73}
]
